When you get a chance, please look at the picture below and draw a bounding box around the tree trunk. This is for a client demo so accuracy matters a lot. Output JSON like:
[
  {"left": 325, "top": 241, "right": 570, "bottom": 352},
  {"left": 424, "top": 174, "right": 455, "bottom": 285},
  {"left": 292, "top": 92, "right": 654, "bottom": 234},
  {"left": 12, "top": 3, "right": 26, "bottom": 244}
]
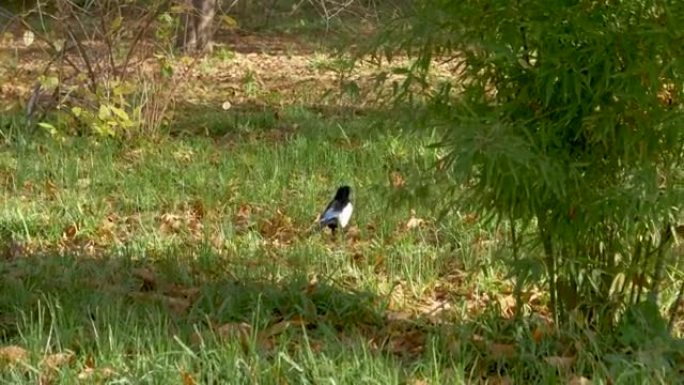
[{"left": 176, "top": 0, "right": 217, "bottom": 54}]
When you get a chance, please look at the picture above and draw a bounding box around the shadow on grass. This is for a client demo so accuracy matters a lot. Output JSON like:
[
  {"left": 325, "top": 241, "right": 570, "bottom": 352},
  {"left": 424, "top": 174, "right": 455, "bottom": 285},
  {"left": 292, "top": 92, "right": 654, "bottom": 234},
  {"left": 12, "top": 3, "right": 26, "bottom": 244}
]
[
  {"left": 2, "top": 242, "right": 684, "bottom": 383},
  {"left": 0, "top": 238, "right": 531, "bottom": 383}
]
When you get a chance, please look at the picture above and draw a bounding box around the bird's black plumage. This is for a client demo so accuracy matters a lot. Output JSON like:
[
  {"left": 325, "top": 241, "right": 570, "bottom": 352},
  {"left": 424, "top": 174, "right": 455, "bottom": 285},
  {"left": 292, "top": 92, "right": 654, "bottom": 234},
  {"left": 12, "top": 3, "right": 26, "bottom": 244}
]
[{"left": 319, "top": 185, "right": 353, "bottom": 234}]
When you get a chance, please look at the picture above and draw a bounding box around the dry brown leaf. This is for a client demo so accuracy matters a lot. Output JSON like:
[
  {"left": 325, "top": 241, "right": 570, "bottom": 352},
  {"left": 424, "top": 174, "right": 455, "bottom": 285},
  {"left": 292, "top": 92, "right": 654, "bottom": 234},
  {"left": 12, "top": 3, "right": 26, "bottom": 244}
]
[
  {"left": 387, "top": 329, "right": 425, "bottom": 356},
  {"left": 259, "top": 208, "right": 295, "bottom": 243},
  {"left": 463, "top": 212, "right": 478, "bottom": 225},
  {"left": 259, "top": 320, "right": 293, "bottom": 340},
  {"left": 532, "top": 326, "right": 546, "bottom": 343},
  {"left": 234, "top": 204, "right": 252, "bottom": 232},
  {"left": 159, "top": 213, "right": 183, "bottom": 234},
  {"left": 132, "top": 267, "right": 157, "bottom": 291},
  {"left": 172, "top": 149, "right": 195, "bottom": 163},
  {"left": 390, "top": 171, "right": 405, "bottom": 188},
  {"left": 406, "top": 211, "right": 425, "bottom": 230},
  {"left": 216, "top": 322, "right": 252, "bottom": 342},
  {"left": 129, "top": 292, "right": 191, "bottom": 315},
  {"left": 497, "top": 294, "right": 516, "bottom": 318},
  {"left": 4, "top": 240, "right": 25, "bottom": 260},
  {"left": 304, "top": 276, "right": 318, "bottom": 295},
  {"left": 567, "top": 376, "right": 592, "bottom": 385},
  {"left": 84, "top": 354, "right": 95, "bottom": 369},
  {"left": 77, "top": 367, "right": 116, "bottom": 381},
  {"left": 181, "top": 369, "right": 197, "bottom": 385},
  {"left": 165, "top": 285, "right": 201, "bottom": 301},
  {"left": 63, "top": 224, "right": 78, "bottom": 240},
  {"left": 41, "top": 351, "right": 75, "bottom": 371},
  {"left": 485, "top": 375, "right": 513, "bottom": 385},
  {"left": 416, "top": 297, "right": 451, "bottom": 320},
  {"left": 45, "top": 179, "right": 59, "bottom": 197},
  {"left": 386, "top": 310, "right": 412, "bottom": 322},
  {"left": 346, "top": 225, "right": 361, "bottom": 243},
  {"left": 163, "top": 295, "right": 192, "bottom": 315},
  {"left": 0, "top": 345, "right": 28, "bottom": 365},
  {"left": 488, "top": 343, "right": 516, "bottom": 359},
  {"left": 544, "top": 355, "right": 576, "bottom": 372}
]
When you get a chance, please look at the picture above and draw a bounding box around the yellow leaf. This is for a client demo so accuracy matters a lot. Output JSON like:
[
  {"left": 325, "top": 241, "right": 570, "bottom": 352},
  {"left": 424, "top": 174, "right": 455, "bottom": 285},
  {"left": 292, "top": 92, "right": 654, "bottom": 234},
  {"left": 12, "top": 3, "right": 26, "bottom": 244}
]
[
  {"left": 98, "top": 105, "right": 111, "bottom": 120},
  {"left": 110, "top": 106, "right": 130, "bottom": 122},
  {"left": 220, "top": 15, "right": 238, "bottom": 28},
  {"left": 38, "top": 122, "right": 58, "bottom": 136},
  {"left": 109, "top": 16, "right": 123, "bottom": 34},
  {"left": 39, "top": 75, "right": 59, "bottom": 90}
]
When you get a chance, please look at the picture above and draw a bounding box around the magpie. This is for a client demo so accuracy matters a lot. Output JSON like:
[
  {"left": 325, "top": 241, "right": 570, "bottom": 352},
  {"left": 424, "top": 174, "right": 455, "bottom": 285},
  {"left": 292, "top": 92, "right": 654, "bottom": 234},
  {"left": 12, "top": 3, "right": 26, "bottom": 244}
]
[{"left": 319, "top": 185, "right": 353, "bottom": 235}]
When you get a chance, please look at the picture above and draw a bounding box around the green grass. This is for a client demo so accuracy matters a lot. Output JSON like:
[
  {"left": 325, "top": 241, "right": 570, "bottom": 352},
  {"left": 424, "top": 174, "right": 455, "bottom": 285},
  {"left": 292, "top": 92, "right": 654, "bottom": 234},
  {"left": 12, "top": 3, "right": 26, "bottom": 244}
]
[{"left": 0, "top": 107, "right": 682, "bottom": 384}]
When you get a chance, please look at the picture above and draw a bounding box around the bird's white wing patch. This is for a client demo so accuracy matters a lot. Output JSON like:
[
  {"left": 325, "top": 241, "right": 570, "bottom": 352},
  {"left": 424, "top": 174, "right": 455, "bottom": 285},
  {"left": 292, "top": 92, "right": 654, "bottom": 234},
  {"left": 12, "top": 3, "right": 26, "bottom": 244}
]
[{"left": 337, "top": 203, "right": 353, "bottom": 228}]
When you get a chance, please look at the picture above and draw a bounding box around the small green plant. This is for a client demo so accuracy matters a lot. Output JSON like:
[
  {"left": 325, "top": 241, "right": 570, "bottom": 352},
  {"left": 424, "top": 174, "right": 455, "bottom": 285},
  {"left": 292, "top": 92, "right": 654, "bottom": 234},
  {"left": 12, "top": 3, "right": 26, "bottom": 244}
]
[{"left": 13, "top": 0, "right": 193, "bottom": 138}]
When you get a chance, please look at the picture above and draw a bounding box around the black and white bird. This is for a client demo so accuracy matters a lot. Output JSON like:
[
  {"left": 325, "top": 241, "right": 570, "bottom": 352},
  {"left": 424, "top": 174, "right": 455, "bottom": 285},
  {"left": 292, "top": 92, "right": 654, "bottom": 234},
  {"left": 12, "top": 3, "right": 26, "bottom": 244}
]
[{"left": 319, "top": 185, "right": 353, "bottom": 235}]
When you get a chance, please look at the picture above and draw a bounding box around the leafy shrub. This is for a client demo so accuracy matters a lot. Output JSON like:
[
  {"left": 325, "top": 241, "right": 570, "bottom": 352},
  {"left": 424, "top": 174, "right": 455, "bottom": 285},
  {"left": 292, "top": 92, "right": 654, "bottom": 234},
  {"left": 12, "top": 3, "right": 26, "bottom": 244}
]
[
  {"left": 4, "top": 0, "right": 193, "bottom": 138},
  {"left": 370, "top": 0, "right": 684, "bottom": 327}
]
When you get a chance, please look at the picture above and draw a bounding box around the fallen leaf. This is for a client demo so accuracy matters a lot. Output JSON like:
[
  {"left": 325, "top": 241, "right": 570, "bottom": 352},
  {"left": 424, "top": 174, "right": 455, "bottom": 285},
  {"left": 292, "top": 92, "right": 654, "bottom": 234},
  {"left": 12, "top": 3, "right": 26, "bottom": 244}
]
[
  {"left": 387, "top": 328, "right": 425, "bottom": 356},
  {"left": 41, "top": 351, "right": 75, "bottom": 371},
  {"left": 532, "top": 326, "right": 546, "bottom": 343},
  {"left": 129, "top": 292, "right": 191, "bottom": 315},
  {"left": 304, "top": 275, "right": 318, "bottom": 295},
  {"left": 189, "top": 200, "right": 205, "bottom": 219},
  {"left": 386, "top": 310, "right": 412, "bottom": 322},
  {"left": 77, "top": 367, "right": 115, "bottom": 380},
  {"left": 132, "top": 267, "right": 157, "bottom": 291},
  {"left": 345, "top": 225, "right": 361, "bottom": 242},
  {"left": 0, "top": 345, "right": 28, "bottom": 365},
  {"left": 164, "top": 285, "right": 200, "bottom": 301},
  {"left": 22, "top": 30, "right": 35, "bottom": 47},
  {"left": 497, "top": 294, "right": 516, "bottom": 318},
  {"left": 489, "top": 343, "right": 516, "bottom": 359},
  {"left": 406, "top": 211, "right": 425, "bottom": 229},
  {"left": 390, "top": 170, "right": 405, "bottom": 188},
  {"left": 485, "top": 376, "right": 513, "bottom": 385},
  {"left": 181, "top": 369, "right": 197, "bottom": 385},
  {"left": 3, "top": 240, "right": 24, "bottom": 260},
  {"left": 159, "top": 213, "right": 183, "bottom": 234},
  {"left": 259, "top": 320, "right": 293, "bottom": 340},
  {"left": 463, "top": 212, "right": 478, "bottom": 224},
  {"left": 233, "top": 204, "right": 252, "bottom": 232},
  {"left": 544, "top": 355, "right": 576, "bottom": 372},
  {"left": 567, "top": 376, "right": 592, "bottom": 385},
  {"left": 84, "top": 354, "right": 95, "bottom": 369},
  {"left": 216, "top": 322, "right": 252, "bottom": 342},
  {"left": 63, "top": 224, "right": 78, "bottom": 240}
]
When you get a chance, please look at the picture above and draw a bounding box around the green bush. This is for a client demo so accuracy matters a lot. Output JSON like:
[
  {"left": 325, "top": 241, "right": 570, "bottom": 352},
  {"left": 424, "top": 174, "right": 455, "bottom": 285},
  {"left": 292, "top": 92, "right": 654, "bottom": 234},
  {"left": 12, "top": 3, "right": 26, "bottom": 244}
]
[{"left": 371, "top": 0, "right": 684, "bottom": 328}]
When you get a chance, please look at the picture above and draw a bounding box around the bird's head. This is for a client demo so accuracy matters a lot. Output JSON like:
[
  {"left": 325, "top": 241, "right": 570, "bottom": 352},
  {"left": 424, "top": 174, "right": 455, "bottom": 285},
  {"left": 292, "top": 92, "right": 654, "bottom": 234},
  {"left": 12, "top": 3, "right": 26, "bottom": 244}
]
[{"left": 334, "top": 185, "right": 351, "bottom": 202}]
